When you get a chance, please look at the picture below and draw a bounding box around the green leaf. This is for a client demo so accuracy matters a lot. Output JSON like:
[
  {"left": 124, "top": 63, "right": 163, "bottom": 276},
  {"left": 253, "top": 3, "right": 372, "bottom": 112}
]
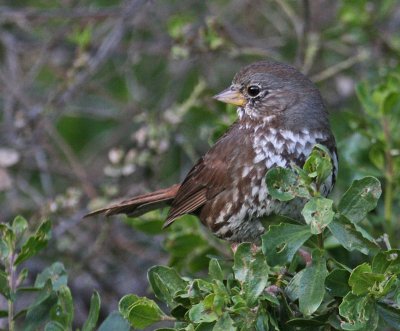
[
  {"left": 262, "top": 223, "right": 312, "bottom": 266},
  {"left": 327, "top": 216, "right": 379, "bottom": 255},
  {"left": 372, "top": 250, "right": 400, "bottom": 275},
  {"left": 23, "top": 281, "right": 58, "bottom": 331},
  {"left": 325, "top": 269, "right": 351, "bottom": 297},
  {"left": 377, "top": 302, "right": 400, "bottom": 330},
  {"left": 349, "top": 262, "right": 397, "bottom": 298},
  {"left": 15, "top": 220, "right": 51, "bottom": 266},
  {"left": 98, "top": 311, "right": 130, "bottom": 331},
  {"left": 188, "top": 302, "right": 218, "bottom": 323},
  {"left": 348, "top": 263, "right": 376, "bottom": 296},
  {"left": 298, "top": 250, "right": 328, "bottom": 316},
  {"left": 44, "top": 321, "right": 64, "bottom": 331},
  {"left": 286, "top": 317, "right": 328, "bottom": 327},
  {"left": 119, "top": 294, "right": 166, "bottom": 329},
  {"left": 303, "top": 144, "right": 333, "bottom": 185},
  {"left": 233, "top": 243, "right": 269, "bottom": 305},
  {"left": 285, "top": 269, "right": 304, "bottom": 301},
  {"left": 265, "top": 167, "right": 298, "bottom": 201},
  {"left": 212, "top": 280, "right": 230, "bottom": 314},
  {"left": 339, "top": 293, "right": 379, "bottom": 330},
  {"left": 12, "top": 215, "right": 28, "bottom": 234},
  {"left": 0, "top": 238, "right": 9, "bottom": 258},
  {"left": 50, "top": 285, "right": 74, "bottom": 328},
  {"left": 35, "top": 262, "right": 68, "bottom": 291},
  {"left": 81, "top": 291, "right": 101, "bottom": 331},
  {"left": 212, "top": 312, "right": 236, "bottom": 330},
  {"left": 0, "top": 270, "right": 10, "bottom": 299},
  {"left": 125, "top": 216, "right": 163, "bottom": 235},
  {"left": 148, "top": 266, "right": 187, "bottom": 306},
  {"left": 301, "top": 197, "right": 334, "bottom": 234},
  {"left": 356, "top": 82, "right": 376, "bottom": 117},
  {"left": 167, "top": 14, "right": 194, "bottom": 39},
  {"left": 209, "top": 258, "right": 224, "bottom": 281},
  {"left": 0, "top": 224, "right": 14, "bottom": 255},
  {"left": 337, "top": 177, "right": 381, "bottom": 224}
]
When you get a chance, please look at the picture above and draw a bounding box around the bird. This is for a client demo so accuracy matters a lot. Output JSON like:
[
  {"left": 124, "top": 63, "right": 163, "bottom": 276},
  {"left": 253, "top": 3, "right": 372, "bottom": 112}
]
[{"left": 85, "top": 60, "right": 338, "bottom": 243}]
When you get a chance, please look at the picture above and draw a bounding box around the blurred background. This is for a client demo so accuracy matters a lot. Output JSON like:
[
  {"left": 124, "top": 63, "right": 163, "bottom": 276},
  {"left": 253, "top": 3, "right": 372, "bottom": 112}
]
[{"left": 1, "top": 0, "right": 400, "bottom": 326}]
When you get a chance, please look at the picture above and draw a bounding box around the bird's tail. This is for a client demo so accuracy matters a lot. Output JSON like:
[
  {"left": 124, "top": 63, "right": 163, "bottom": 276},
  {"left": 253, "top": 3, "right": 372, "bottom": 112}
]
[{"left": 84, "top": 184, "right": 180, "bottom": 218}]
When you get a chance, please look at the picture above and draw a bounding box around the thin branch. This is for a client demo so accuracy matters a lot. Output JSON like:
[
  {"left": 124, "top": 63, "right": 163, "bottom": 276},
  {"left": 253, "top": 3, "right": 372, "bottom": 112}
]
[
  {"left": 43, "top": 120, "right": 97, "bottom": 199},
  {"left": 51, "top": 0, "right": 148, "bottom": 108},
  {"left": 0, "top": 7, "right": 121, "bottom": 23},
  {"left": 311, "top": 50, "right": 369, "bottom": 83},
  {"left": 299, "top": 0, "right": 311, "bottom": 67}
]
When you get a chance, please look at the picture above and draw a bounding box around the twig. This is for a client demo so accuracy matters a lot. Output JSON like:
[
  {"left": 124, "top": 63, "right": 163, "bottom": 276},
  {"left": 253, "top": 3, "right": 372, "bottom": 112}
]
[
  {"left": 52, "top": 0, "right": 148, "bottom": 107},
  {"left": 43, "top": 120, "right": 97, "bottom": 198},
  {"left": 299, "top": 0, "right": 311, "bottom": 68},
  {"left": 274, "top": 0, "right": 302, "bottom": 65},
  {"left": 311, "top": 50, "right": 369, "bottom": 83},
  {"left": 0, "top": 7, "right": 122, "bottom": 23},
  {"left": 34, "top": 147, "right": 54, "bottom": 196}
]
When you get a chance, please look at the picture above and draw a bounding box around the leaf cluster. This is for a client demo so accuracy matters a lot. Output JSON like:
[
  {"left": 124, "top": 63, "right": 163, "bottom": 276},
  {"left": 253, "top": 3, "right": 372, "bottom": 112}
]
[
  {"left": 0, "top": 217, "right": 129, "bottom": 331},
  {"left": 117, "top": 146, "right": 400, "bottom": 330}
]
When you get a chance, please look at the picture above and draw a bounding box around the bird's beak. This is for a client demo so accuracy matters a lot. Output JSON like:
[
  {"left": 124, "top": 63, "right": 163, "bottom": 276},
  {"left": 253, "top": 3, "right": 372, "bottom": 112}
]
[{"left": 213, "top": 87, "right": 246, "bottom": 107}]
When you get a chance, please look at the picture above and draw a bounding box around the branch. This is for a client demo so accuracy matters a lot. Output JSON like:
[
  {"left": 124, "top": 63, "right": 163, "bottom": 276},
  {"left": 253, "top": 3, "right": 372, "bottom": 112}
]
[{"left": 311, "top": 50, "right": 369, "bottom": 83}]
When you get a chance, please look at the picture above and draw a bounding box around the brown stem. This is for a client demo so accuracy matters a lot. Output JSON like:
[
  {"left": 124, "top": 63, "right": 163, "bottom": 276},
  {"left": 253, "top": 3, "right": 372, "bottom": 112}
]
[{"left": 317, "top": 233, "right": 324, "bottom": 250}]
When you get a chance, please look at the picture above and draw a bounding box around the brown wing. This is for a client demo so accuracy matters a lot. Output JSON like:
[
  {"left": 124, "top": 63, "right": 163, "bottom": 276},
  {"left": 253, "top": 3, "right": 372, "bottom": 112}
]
[{"left": 164, "top": 121, "right": 247, "bottom": 227}]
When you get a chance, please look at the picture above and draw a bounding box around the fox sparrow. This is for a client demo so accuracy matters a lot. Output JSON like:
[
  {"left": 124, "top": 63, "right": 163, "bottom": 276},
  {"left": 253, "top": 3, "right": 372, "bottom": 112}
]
[{"left": 86, "top": 60, "right": 338, "bottom": 242}]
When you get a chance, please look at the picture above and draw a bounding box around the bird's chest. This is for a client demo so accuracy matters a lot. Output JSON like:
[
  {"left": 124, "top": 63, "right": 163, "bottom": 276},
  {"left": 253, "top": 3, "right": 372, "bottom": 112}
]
[
  {"left": 206, "top": 126, "right": 332, "bottom": 242},
  {"left": 244, "top": 127, "right": 316, "bottom": 209}
]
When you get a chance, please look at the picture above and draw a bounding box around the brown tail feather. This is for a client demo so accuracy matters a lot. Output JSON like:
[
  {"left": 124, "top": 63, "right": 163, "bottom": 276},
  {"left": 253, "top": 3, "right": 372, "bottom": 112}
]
[{"left": 84, "top": 184, "right": 180, "bottom": 218}]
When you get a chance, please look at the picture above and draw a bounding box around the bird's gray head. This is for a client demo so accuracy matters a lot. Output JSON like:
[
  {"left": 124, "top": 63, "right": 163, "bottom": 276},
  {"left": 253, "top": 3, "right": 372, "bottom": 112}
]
[{"left": 214, "top": 60, "right": 330, "bottom": 132}]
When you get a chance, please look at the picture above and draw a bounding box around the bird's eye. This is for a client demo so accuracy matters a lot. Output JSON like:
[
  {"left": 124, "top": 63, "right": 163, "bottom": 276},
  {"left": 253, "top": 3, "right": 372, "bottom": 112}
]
[{"left": 247, "top": 85, "right": 261, "bottom": 97}]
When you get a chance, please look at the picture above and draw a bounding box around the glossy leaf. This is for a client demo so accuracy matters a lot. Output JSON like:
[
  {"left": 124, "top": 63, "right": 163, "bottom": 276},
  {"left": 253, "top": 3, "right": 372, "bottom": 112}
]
[
  {"left": 50, "top": 285, "right": 74, "bottom": 328},
  {"left": 44, "top": 321, "right": 65, "bottom": 331},
  {"left": 285, "top": 269, "right": 304, "bottom": 302},
  {"left": 327, "top": 216, "right": 379, "bottom": 255},
  {"left": 148, "top": 266, "right": 187, "bottom": 306},
  {"left": 23, "top": 281, "right": 58, "bottom": 331},
  {"left": 348, "top": 263, "right": 377, "bottom": 296},
  {"left": 0, "top": 270, "right": 10, "bottom": 299},
  {"left": 188, "top": 302, "right": 218, "bottom": 323},
  {"left": 377, "top": 302, "right": 400, "bottom": 330},
  {"left": 265, "top": 167, "right": 304, "bottom": 201},
  {"left": 212, "top": 313, "right": 236, "bottom": 330},
  {"left": 12, "top": 215, "right": 28, "bottom": 234},
  {"left": 0, "top": 238, "right": 9, "bottom": 259},
  {"left": 119, "top": 294, "right": 166, "bottom": 329},
  {"left": 339, "top": 293, "right": 378, "bottom": 330},
  {"left": 337, "top": 177, "right": 381, "bottom": 224},
  {"left": 298, "top": 250, "right": 328, "bottom": 316},
  {"left": 233, "top": 243, "right": 269, "bottom": 305},
  {"left": 35, "top": 262, "right": 68, "bottom": 291},
  {"left": 98, "top": 311, "right": 130, "bottom": 331},
  {"left": 372, "top": 249, "right": 400, "bottom": 275},
  {"left": 209, "top": 258, "right": 224, "bottom": 281},
  {"left": 15, "top": 220, "right": 52, "bottom": 266},
  {"left": 301, "top": 197, "right": 334, "bottom": 234},
  {"left": 82, "top": 291, "right": 101, "bottom": 331},
  {"left": 325, "top": 269, "right": 351, "bottom": 297},
  {"left": 262, "top": 223, "right": 312, "bottom": 266},
  {"left": 303, "top": 144, "right": 333, "bottom": 185}
]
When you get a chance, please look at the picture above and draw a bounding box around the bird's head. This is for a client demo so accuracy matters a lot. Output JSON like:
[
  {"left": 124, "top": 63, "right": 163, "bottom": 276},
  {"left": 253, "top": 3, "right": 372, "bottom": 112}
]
[{"left": 213, "top": 60, "right": 329, "bottom": 131}]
